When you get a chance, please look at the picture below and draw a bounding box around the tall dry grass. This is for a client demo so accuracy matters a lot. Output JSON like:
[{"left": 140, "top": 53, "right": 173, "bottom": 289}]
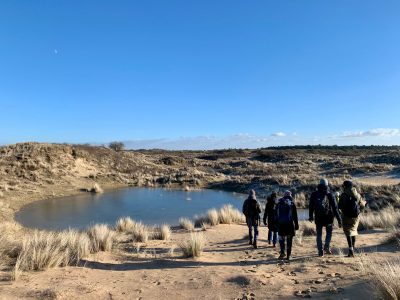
[
  {"left": 152, "top": 224, "right": 171, "bottom": 241},
  {"left": 207, "top": 209, "right": 220, "bottom": 226},
  {"left": 87, "top": 224, "right": 115, "bottom": 252},
  {"left": 300, "top": 221, "right": 317, "bottom": 236},
  {"left": 179, "top": 218, "right": 195, "bottom": 231},
  {"left": 115, "top": 217, "right": 149, "bottom": 242},
  {"left": 359, "top": 207, "right": 400, "bottom": 230},
  {"left": 359, "top": 255, "right": 400, "bottom": 300},
  {"left": 13, "top": 229, "right": 91, "bottom": 279},
  {"left": 180, "top": 232, "right": 206, "bottom": 258},
  {"left": 218, "top": 205, "right": 245, "bottom": 224}
]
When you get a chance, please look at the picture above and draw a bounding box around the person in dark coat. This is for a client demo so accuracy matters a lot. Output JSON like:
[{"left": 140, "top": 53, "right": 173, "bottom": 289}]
[
  {"left": 309, "top": 178, "right": 342, "bottom": 257},
  {"left": 242, "top": 189, "right": 262, "bottom": 249},
  {"left": 276, "top": 190, "right": 299, "bottom": 260},
  {"left": 263, "top": 191, "right": 278, "bottom": 247}
]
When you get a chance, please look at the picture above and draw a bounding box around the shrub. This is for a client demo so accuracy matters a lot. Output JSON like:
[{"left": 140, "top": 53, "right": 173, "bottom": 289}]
[
  {"left": 131, "top": 222, "right": 149, "bottom": 243},
  {"left": 301, "top": 221, "right": 316, "bottom": 236},
  {"left": 87, "top": 224, "right": 115, "bottom": 252},
  {"left": 180, "top": 233, "right": 206, "bottom": 258},
  {"left": 13, "top": 229, "right": 91, "bottom": 278},
  {"left": 89, "top": 183, "right": 103, "bottom": 193},
  {"left": 109, "top": 141, "right": 125, "bottom": 151},
  {"left": 207, "top": 209, "right": 219, "bottom": 226},
  {"left": 359, "top": 207, "right": 400, "bottom": 230},
  {"left": 152, "top": 224, "right": 171, "bottom": 241},
  {"left": 179, "top": 218, "right": 195, "bottom": 231},
  {"left": 115, "top": 217, "right": 135, "bottom": 233},
  {"left": 360, "top": 255, "right": 400, "bottom": 300},
  {"left": 218, "top": 205, "right": 245, "bottom": 224}
]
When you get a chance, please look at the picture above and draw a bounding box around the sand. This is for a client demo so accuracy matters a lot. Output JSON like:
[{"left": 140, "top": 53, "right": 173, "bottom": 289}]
[{"left": 1, "top": 224, "right": 397, "bottom": 299}]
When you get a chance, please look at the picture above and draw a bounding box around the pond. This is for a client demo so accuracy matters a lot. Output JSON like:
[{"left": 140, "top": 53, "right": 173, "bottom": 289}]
[{"left": 16, "top": 188, "right": 309, "bottom": 230}]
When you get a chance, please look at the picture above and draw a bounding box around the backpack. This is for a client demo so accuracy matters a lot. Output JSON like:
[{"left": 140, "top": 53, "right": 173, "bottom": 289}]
[
  {"left": 315, "top": 194, "right": 332, "bottom": 218},
  {"left": 244, "top": 199, "right": 260, "bottom": 220},
  {"left": 276, "top": 198, "right": 293, "bottom": 225},
  {"left": 341, "top": 193, "right": 360, "bottom": 218}
]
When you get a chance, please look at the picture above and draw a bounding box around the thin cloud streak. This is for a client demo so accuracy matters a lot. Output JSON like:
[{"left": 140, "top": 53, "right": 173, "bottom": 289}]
[{"left": 119, "top": 128, "right": 400, "bottom": 150}]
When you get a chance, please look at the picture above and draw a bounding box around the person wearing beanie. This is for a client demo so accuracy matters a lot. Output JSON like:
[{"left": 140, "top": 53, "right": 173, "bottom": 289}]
[
  {"left": 309, "top": 178, "right": 342, "bottom": 257},
  {"left": 275, "top": 190, "right": 299, "bottom": 260},
  {"left": 242, "top": 189, "right": 262, "bottom": 249},
  {"left": 338, "top": 180, "right": 366, "bottom": 257},
  {"left": 263, "top": 191, "right": 278, "bottom": 247}
]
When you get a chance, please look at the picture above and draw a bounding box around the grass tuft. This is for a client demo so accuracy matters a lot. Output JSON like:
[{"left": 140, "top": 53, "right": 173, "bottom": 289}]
[
  {"left": 87, "top": 224, "right": 115, "bottom": 252},
  {"left": 179, "top": 218, "right": 195, "bottom": 231},
  {"left": 179, "top": 232, "right": 206, "bottom": 258}
]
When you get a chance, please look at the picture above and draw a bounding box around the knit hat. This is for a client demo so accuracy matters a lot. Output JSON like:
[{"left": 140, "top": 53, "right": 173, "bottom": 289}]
[
  {"left": 320, "top": 178, "right": 329, "bottom": 186},
  {"left": 284, "top": 190, "right": 292, "bottom": 197},
  {"left": 249, "top": 189, "right": 256, "bottom": 198},
  {"left": 343, "top": 180, "right": 353, "bottom": 188}
]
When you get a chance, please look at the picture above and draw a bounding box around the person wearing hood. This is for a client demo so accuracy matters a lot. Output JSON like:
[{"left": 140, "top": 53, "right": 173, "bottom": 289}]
[
  {"left": 309, "top": 178, "right": 342, "bottom": 257},
  {"left": 338, "top": 180, "right": 366, "bottom": 257},
  {"left": 276, "top": 190, "right": 299, "bottom": 260},
  {"left": 263, "top": 191, "right": 278, "bottom": 247},
  {"left": 242, "top": 189, "right": 262, "bottom": 249}
]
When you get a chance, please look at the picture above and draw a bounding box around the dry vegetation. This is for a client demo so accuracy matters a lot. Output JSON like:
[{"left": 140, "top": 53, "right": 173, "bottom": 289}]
[
  {"left": 360, "top": 255, "right": 400, "bottom": 300},
  {"left": 179, "top": 217, "right": 195, "bottom": 231},
  {"left": 359, "top": 207, "right": 400, "bottom": 230},
  {"left": 179, "top": 232, "right": 206, "bottom": 258}
]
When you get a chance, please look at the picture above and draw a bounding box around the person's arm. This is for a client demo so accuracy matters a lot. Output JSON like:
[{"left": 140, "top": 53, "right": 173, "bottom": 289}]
[
  {"left": 293, "top": 203, "right": 299, "bottom": 230},
  {"left": 308, "top": 193, "right": 315, "bottom": 222},
  {"left": 263, "top": 202, "right": 268, "bottom": 225},
  {"left": 329, "top": 193, "right": 342, "bottom": 226},
  {"left": 353, "top": 188, "right": 366, "bottom": 209},
  {"left": 242, "top": 200, "right": 247, "bottom": 215}
]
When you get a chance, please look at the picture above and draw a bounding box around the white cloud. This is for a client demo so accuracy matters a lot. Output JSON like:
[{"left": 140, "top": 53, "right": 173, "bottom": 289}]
[
  {"left": 118, "top": 128, "right": 400, "bottom": 150},
  {"left": 341, "top": 128, "right": 400, "bottom": 138},
  {"left": 271, "top": 132, "right": 286, "bottom": 137}
]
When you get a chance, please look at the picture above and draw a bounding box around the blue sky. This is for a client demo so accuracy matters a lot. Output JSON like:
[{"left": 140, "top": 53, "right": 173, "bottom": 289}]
[{"left": 1, "top": 1, "right": 399, "bottom": 149}]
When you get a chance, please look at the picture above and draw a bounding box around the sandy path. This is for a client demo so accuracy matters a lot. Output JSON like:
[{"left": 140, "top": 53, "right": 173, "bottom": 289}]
[{"left": 0, "top": 224, "right": 397, "bottom": 300}]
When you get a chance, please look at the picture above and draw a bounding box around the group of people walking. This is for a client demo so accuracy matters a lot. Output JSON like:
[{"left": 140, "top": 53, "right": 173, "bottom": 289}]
[{"left": 242, "top": 179, "right": 366, "bottom": 261}]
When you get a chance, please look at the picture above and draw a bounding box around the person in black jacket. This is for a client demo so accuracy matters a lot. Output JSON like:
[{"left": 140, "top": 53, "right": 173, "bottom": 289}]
[
  {"left": 309, "top": 178, "right": 342, "bottom": 257},
  {"left": 276, "top": 190, "right": 299, "bottom": 260},
  {"left": 242, "top": 189, "right": 262, "bottom": 249},
  {"left": 263, "top": 192, "right": 278, "bottom": 247}
]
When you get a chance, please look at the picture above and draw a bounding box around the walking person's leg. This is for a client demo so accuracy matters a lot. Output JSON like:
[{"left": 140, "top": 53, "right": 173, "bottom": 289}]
[
  {"left": 287, "top": 236, "right": 293, "bottom": 260},
  {"left": 253, "top": 225, "right": 259, "bottom": 248},
  {"left": 248, "top": 220, "right": 253, "bottom": 245},
  {"left": 346, "top": 235, "right": 354, "bottom": 257},
  {"left": 273, "top": 231, "right": 278, "bottom": 247},
  {"left": 279, "top": 236, "right": 286, "bottom": 259},
  {"left": 351, "top": 236, "right": 356, "bottom": 251},
  {"left": 324, "top": 224, "right": 333, "bottom": 254},
  {"left": 316, "top": 225, "right": 323, "bottom": 256},
  {"left": 268, "top": 229, "right": 272, "bottom": 244}
]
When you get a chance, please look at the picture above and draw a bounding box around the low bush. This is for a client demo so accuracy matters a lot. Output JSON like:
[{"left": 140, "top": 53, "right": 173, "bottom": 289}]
[
  {"left": 359, "top": 207, "right": 400, "bottom": 230},
  {"left": 179, "top": 218, "right": 195, "bottom": 231},
  {"left": 218, "top": 205, "right": 245, "bottom": 224},
  {"left": 152, "top": 224, "right": 171, "bottom": 241},
  {"left": 360, "top": 255, "right": 400, "bottom": 300},
  {"left": 180, "top": 232, "right": 206, "bottom": 258},
  {"left": 87, "top": 224, "right": 115, "bottom": 252},
  {"left": 300, "top": 221, "right": 316, "bottom": 236}
]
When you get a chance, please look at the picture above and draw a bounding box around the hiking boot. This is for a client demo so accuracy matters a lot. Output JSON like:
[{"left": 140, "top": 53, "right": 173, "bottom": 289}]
[
  {"left": 268, "top": 240, "right": 272, "bottom": 245},
  {"left": 347, "top": 249, "right": 355, "bottom": 258},
  {"left": 286, "top": 256, "right": 291, "bottom": 261},
  {"left": 249, "top": 240, "right": 253, "bottom": 245},
  {"left": 278, "top": 253, "right": 285, "bottom": 260},
  {"left": 318, "top": 252, "right": 324, "bottom": 257},
  {"left": 272, "top": 243, "right": 276, "bottom": 248},
  {"left": 324, "top": 247, "right": 332, "bottom": 255},
  {"left": 253, "top": 241, "right": 258, "bottom": 249}
]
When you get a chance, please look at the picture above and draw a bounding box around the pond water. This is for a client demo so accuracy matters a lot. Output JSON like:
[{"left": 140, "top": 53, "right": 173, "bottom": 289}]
[{"left": 16, "top": 188, "right": 308, "bottom": 230}]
